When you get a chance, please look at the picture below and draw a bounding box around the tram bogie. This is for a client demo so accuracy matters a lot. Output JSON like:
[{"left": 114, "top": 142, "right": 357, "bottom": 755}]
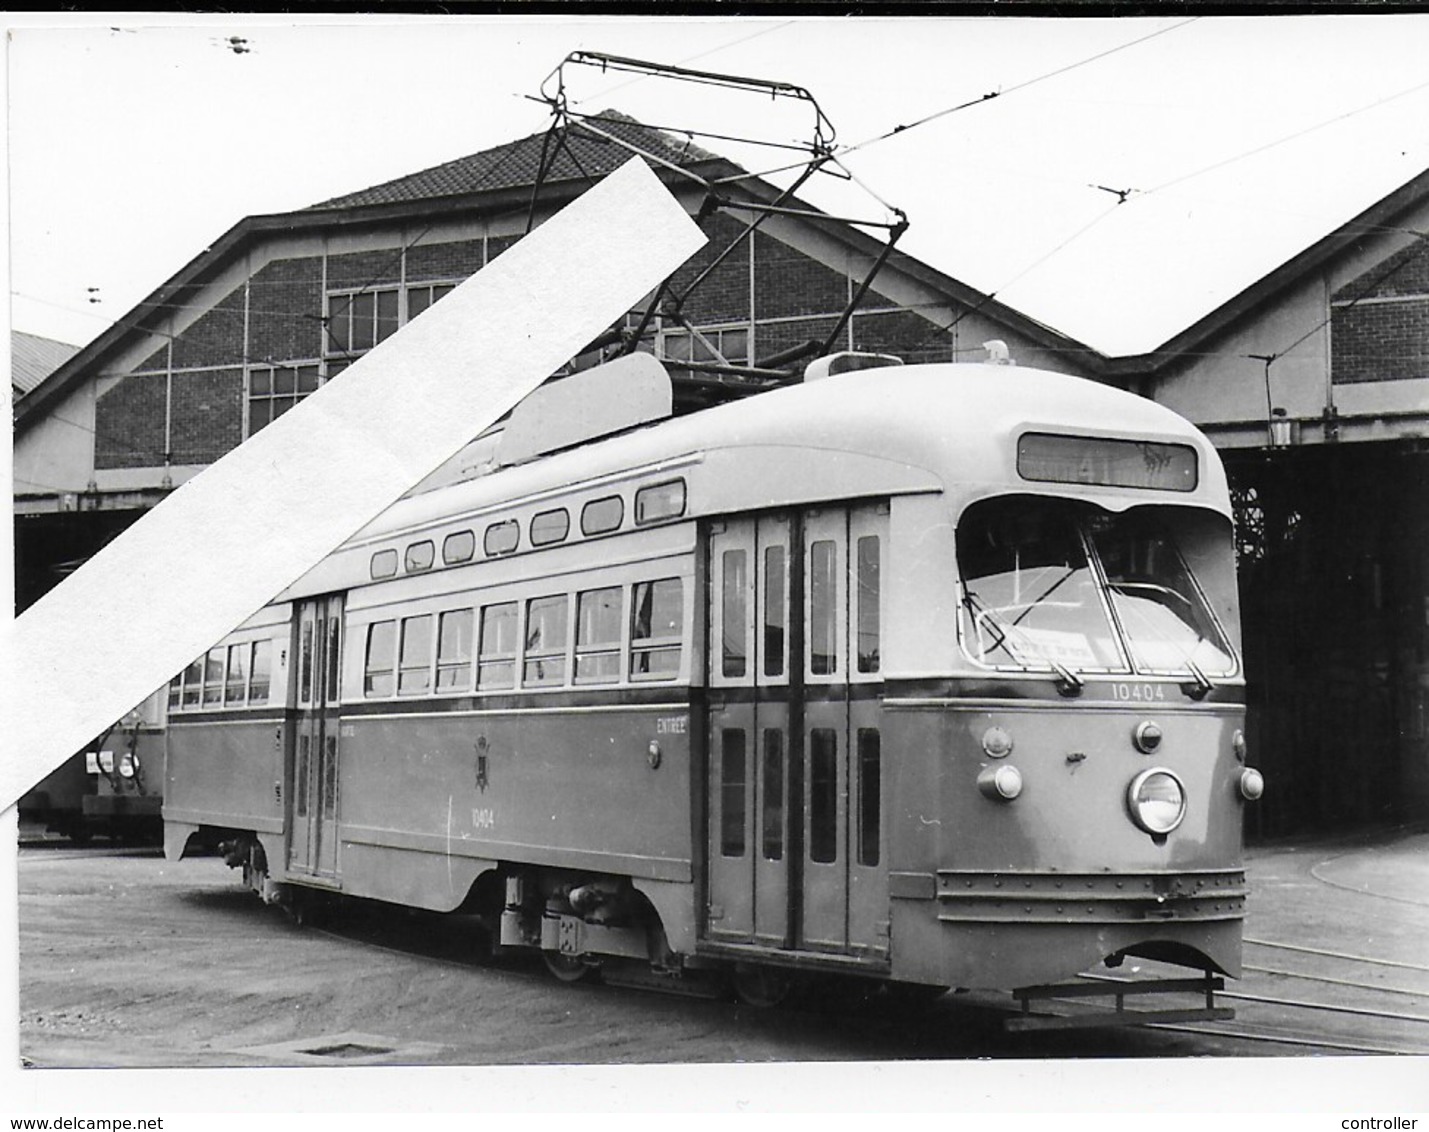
[{"left": 161, "top": 354, "right": 1262, "bottom": 1024}]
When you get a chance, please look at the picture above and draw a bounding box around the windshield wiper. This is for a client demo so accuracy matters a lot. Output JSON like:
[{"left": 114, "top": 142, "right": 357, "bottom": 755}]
[
  {"left": 1181, "top": 657, "right": 1214, "bottom": 700},
  {"left": 963, "top": 590, "right": 1083, "bottom": 697}
]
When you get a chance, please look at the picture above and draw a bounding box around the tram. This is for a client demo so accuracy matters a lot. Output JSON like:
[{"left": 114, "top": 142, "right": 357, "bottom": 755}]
[{"left": 161, "top": 351, "right": 1263, "bottom": 1020}]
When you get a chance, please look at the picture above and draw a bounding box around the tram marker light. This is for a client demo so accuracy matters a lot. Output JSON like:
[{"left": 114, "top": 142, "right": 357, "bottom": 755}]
[
  {"left": 981, "top": 726, "right": 1013, "bottom": 759},
  {"left": 1238, "top": 767, "right": 1264, "bottom": 802},
  {"left": 1133, "top": 721, "right": 1162, "bottom": 754},
  {"left": 977, "top": 764, "right": 1023, "bottom": 801}
]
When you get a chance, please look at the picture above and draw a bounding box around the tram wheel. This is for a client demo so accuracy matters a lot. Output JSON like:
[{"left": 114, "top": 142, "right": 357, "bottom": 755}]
[
  {"left": 732, "top": 962, "right": 794, "bottom": 1008},
  {"left": 542, "top": 950, "right": 598, "bottom": 984}
]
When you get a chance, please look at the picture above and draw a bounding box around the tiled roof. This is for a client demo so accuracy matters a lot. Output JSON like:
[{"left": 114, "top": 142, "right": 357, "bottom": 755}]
[
  {"left": 12, "top": 331, "right": 81, "bottom": 398},
  {"left": 310, "top": 110, "right": 720, "bottom": 210}
]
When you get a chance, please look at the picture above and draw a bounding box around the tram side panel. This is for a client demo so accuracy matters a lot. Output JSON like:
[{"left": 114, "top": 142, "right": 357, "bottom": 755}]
[
  {"left": 331, "top": 530, "right": 700, "bottom": 922},
  {"left": 163, "top": 609, "right": 292, "bottom": 862}
]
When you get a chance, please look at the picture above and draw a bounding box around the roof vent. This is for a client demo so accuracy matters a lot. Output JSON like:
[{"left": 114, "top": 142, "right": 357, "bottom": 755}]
[
  {"left": 983, "top": 340, "right": 1015, "bottom": 366},
  {"left": 497, "top": 352, "right": 672, "bottom": 466},
  {"left": 803, "top": 352, "right": 903, "bottom": 382}
]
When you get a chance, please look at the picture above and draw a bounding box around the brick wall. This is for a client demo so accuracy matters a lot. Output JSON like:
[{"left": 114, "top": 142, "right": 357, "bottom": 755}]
[
  {"left": 755, "top": 230, "right": 847, "bottom": 320},
  {"left": 849, "top": 309, "right": 952, "bottom": 364},
  {"left": 327, "top": 249, "right": 401, "bottom": 291},
  {"left": 95, "top": 372, "right": 167, "bottom": 469},
  {"left": 169, "top": 369, "right": 244, "bottom": 464},
  {"left": 249, "top": 257, "right": 323, "bottom": 363},
  {"left": 171, "top": 284, "right": 245, "bottom": 369},
  {"left": 407, "top": 238, "right": 485, "bottom": 281},
  {"left": 1332, "top": 240, "right": 1429, "bottom": 383}
]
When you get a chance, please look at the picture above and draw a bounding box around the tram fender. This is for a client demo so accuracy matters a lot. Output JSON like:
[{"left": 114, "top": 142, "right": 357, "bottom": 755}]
[
  {"left": 632, "top": 877, "right": 697, "bottom": 954},
  {"left": 164, "top": 821, "right": 202, "bottom": 861}
]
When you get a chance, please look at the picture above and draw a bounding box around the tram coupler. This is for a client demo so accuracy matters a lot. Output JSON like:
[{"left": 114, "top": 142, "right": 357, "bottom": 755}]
[{"left": 1005, "top": 970, "right": 1234, "bottom": 1032}]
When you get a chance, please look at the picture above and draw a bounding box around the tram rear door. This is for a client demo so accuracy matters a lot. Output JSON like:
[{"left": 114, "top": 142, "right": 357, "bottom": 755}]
[
  {"left": 706, "top": 505, "right": 888, "bottom": 958},
  {"left": 287, "top": 594, "right": 344, "bottom": 880}
]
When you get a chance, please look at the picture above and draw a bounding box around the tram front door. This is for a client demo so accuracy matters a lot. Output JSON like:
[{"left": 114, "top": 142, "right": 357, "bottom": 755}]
[
  {"left": 287, "top": 594, "right": 344, "bottom": 880},
  {"left": 706, "top": 505, "right": 888, "bottom": 958}
]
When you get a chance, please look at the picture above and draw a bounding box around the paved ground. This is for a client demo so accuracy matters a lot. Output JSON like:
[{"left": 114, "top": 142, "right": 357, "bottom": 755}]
[{"left": 15, "top": 825, "right": 1429, "bottom": 1068}]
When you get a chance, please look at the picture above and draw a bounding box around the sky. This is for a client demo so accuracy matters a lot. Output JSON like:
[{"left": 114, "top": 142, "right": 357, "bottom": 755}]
[{"left": 6, "top": 14, "right": 1429, "bottom": 358}]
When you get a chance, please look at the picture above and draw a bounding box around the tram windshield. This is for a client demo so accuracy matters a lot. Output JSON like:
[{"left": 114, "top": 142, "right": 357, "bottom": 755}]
[{"left": 956, "top": 496, "right": 1235, "bottom": 682}]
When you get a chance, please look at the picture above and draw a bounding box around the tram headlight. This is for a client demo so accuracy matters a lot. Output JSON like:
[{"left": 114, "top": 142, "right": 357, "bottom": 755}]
[
  {"left": 1126, "top": 768, "right": 1186, "bottom": 835},
  {"left": 977, "top": 764, "right": 1023, "bottom": 801},
  {"left": 118, "top": 752, "right": 139, "bottom": 780},
  {"left": 1238, "top": 767, "right": 1265, "bottom": 802}
]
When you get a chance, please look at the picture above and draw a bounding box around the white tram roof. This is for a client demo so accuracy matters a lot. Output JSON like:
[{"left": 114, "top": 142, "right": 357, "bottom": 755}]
[{"left": 280, "top": 363, "right": 1230, "bottom": 600}]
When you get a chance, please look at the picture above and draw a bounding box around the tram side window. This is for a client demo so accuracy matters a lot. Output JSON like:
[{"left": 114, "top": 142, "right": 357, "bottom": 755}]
[
  {"left": 225, "top": 643, "right": 247, "bottom": 706},
  {"left": 437, "top": 609, "right": 473, "bottom": 691},
  {"left": 856, "top": 535, "right": 881, "bottom": 674},
  {"left": 370, "top": 549, "right": 398, "bottom": 580},
  {"left": 364, "top": 621, "right": 396, "bottom": 698},
  {"left": 635, "top": 479, "right": 686, "bottom": 525},
  {"left": 809, "top": 729, "right": 838, "bottom": 864},
  {"left": 631, "top": 578, "right": 683, "bottom": 680},
  {"left": 484, "top": 520, "right": 519, "bottom": 557},
  {"left": 764, "top": 545, "right": 786, "bottom": 678},
  {"left": 478, "top": 602, "right": 517, "bottom": 690},
  {"left": 524, "top": 595, "right": 570, "bottom": 686},
  {"left": 575, "top": 587, "right": 622, "bottom": 684},
  {"left": 300, "top": 620, "right": 315, "bottom": 704},
  {"left": 720, "top": 729, "right": 747, "bottom": 858},
  {"left": 249, "top": 640, "right": 272, "bottom": 704},
  {"left": 809, "top": 540, "right": 839, "bottom": 676},
  {"left": 405, "top": 540, "right": 435, "bottom": 574},
  {"left": 762, "top": 730, "right": 785, "bottom": 861},
  {"left": 722, "top": 550, "right": 748, "bottom": 678},
  {"left": 580, "top": 495, "right": 624, "bottom": 536},
  {"left": 856, "top": 729, "right": 881, "bottom": 867},
  {"left": 443, "top": 530, "right": 475, "bottom": 566},
  {"left": 203, "top": 648, "right": 225, "bottom": 707},
  {"left": 399, "top": 614, "right": 434, "bottom": 695},
  {"left": 530, "top": 508, "right": 570, "bottom": 547},
  {"left": 181, "top": 658, "right": 203, "bottom": 708}
]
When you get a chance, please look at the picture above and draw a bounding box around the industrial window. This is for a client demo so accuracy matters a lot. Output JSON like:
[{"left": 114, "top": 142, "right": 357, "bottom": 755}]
[
  {"left": 203, "top": 649, "right": 225, "bottom": 707},
  {"left": 478, "top": 602, "right": 518, "bottom": 690},
  {"left": 398, "top": 614, "right": 434, "bottom": 695},
  {"left": 857, "top": 729, "right": 881, "bottom": 867},
  {"left": 631, "top": 578, "right": 683, "bottom": 680},
  {"left": 364, "top": 620, "right": 396, "bottom": 698},
  {"left": 634, "top": 479, "right": 686, "bottom": 525},
  {"left": 856, "top": 535, "right": 881, "bottom": 674},
  {"left": 437, "top": 609, "right": 473, "bottom": 691},
  {"left": 764, "top": 545, "right": 786, "bottom": 678},
  {"left": 809, "top": 539, "right": 839, "bottom": 676},
  {"left": 404, "top": 540, "right": 435, "bottom": 573},
  {"left": 523, "top": 595, "right": 569, "bottom": 686},
  {"left": 326, "top": 288, "right": 400, "bottom": 356},
  {"left": 530, "top": 508, "right": 570, "bottom": 547},
  {"left": 370, "top": 549, "right": 398, "bottom": 580},
  {"left": 248, "top": 363, "right": 320, "bottom": 436},
  {"left": 661, "top": 325, "right": 750, "bottom": 369},
  {"left": 580, "top": 495, "right": 624, "bottom": 536},
  {"left": 249, "top": 640, "right": 272, "bottom": 704},
  {"left": 809, "top": 728, "right": 839, "bottom": 864},
  {"left": 762, "top": 729, "right": 784, "bottom": 861},
  {"left": 181, "top": 658, "right": 203, "bottom": 709},
  {"left": 168, "top": 673, "right": 182, "bottom": 711},
  {"left": 442, "top": 530, "right": 475, "bottom": 565},
  {"left": 484, "top": 520, "right": 519, "bottom": 557},
  {"left": 721, "top": 549, "right": 748, "bottom": 678},
  {"left": 720, "top": 729, "right": 747, "bottom": 858},
  {"left": 225, "top": 643, "right": 248, "bottom": 706},
  {"left": 406, "top": 281, "right": 457, "bottom": 321},
  {"left": 575, "top": 587, "right": 622, "bottom": 684}
]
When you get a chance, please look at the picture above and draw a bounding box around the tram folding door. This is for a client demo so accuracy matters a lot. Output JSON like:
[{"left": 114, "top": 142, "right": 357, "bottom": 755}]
[
  {"left": 288, "top": 594, "right": 344, "bottom": 880},
  {"left": 706, "top": 505, "right": 889, "bottom": 959}
]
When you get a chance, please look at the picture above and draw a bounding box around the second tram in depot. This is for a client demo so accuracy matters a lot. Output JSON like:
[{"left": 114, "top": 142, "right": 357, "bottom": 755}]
[{"left": 161, "top": 351, "right": 1264, "bottom": 1023}]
